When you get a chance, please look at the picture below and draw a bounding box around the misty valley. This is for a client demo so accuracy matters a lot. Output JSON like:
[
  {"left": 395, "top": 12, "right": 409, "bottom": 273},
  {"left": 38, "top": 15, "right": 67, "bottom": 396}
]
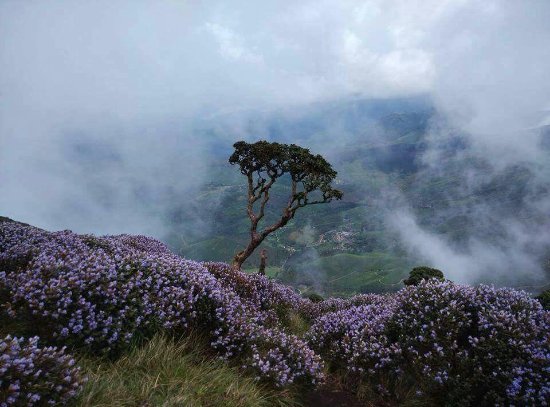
[
  {"left": 1, "top": 1, "right": 550, "bottom": 406},
  {"left": 170, "top": 97, "right": 550, "bottom": 297}
]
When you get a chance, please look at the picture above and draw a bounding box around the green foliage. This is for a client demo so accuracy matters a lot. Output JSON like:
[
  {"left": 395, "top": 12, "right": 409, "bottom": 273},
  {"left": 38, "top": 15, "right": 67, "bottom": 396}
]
[
  {"left": 165, "top": 104, "right": 550, "bottom": 294},
  {"left": 280, "top": 252, "right": 410, "bottom": 296},
  {"left": 305, "top": 292, "right": 324, "bottom": 303},
  {"left": 229, "top": 141, "right": 342, "bottom": 203},
  {"left": 283, "top": 311, "right": 312, "bottom": 338},
  {"left": 403, "top": 266, "right": 445, "bottom": 286},
  {"left": 536, "top": 288, "right": 550, "bottom": 310},
  {"left": 78, "top": 334, "right": 300, "bottom": 407}
]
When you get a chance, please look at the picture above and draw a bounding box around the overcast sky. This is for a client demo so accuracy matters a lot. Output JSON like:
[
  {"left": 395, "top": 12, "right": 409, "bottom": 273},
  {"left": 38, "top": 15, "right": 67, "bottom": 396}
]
[{"left": 1, "top": 0, "right": 550, "bottom": 236}]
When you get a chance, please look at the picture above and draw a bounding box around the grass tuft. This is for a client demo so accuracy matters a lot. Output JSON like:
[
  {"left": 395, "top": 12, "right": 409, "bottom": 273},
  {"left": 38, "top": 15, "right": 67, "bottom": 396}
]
[
  {"left": 77, "top": 333, "right": 301, "bottom": 407},
  {"left": 283, "top": 311, "right": 311, "bottom": 338}
]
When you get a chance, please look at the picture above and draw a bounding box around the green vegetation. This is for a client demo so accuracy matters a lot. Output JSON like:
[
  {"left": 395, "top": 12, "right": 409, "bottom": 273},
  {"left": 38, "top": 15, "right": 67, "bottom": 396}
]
[
  {"left": 283, "top": 312, "right": 312, "bottom": 338},
  {"left": 403, "top": 266, "right": 445, "bottom": 286},
  {"left": 78, "top": 334, "right": 299, "bottom": 407},
  {"left": 536, "top": 288, "right": 550, "bottom": 310},
  {"left": 279, "top": 252, "right": 411, "bottom": 296},
  {"left": 304, "top": 292, "right": 324, "bottom": 303},
  {"left": 173, "top": 105, "right": 550, "bottom": 296},
  {"left": 175, "top": 111, "right": 451, "bottom": 294}
]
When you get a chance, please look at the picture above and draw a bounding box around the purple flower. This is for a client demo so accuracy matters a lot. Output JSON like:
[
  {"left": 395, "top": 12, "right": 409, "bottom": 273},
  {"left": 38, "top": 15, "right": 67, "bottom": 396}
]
[{"left": 0, "top": 335, "right": 84, "bottom": 405}]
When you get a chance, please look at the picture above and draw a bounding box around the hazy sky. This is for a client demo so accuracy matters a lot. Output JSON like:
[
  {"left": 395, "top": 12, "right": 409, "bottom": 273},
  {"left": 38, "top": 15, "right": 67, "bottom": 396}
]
[{"left": 1, "top": 0, "right": 550, "bottom": 237}]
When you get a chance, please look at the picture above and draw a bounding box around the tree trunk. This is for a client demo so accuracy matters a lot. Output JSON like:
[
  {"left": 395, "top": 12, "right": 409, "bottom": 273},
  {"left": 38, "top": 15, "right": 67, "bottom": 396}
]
[
  {"left": 233, "top": 208, "right": 292, "bottom": 270},
  {"left": 232, "top": 236, "right": 262, "bottom": 269},
  {"left": 258, "top": 249, "right": 267, "bottom": 275}
]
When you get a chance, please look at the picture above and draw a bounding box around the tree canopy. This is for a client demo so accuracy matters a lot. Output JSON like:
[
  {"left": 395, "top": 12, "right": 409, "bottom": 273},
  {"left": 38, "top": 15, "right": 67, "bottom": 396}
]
[{"left": 403, "top": 266, "right": 445, "bottom": 286}]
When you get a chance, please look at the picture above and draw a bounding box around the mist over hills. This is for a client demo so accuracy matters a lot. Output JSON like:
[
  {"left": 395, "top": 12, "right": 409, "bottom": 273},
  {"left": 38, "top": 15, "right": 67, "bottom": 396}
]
[
  {"left": 1, "top": 0, "right": 549, "bottom": 297},
  {"left": 2, "top": 93, "right": 548, "bottom": 295},
  {"left": 166, "top": 96, "right": 550, "bottom": 295}
]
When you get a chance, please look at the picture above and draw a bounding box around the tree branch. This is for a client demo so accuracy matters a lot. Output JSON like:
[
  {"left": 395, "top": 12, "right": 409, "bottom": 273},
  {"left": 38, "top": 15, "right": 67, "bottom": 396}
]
[
  {"left": 248, "top": 171, "right": 279, "bottom": 234},
  {"left": 246, "top": 173, "right": 257, "bottom": 228}
]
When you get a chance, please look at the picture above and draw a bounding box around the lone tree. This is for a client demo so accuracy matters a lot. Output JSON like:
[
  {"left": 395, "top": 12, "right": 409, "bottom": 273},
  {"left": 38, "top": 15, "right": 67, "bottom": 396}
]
[
  {"left": 403, "top": 266, "right": 445, "bottom": 286},
  {"left": 229, "top": 140, "right": 343, "bottom": 269}
]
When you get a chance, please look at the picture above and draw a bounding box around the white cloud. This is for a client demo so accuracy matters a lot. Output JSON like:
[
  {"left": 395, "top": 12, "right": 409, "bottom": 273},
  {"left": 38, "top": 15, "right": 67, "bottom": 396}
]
[
  {"left": 1, "top": 0, "right": 549, "bottom": 239},
  {"left": 204, "top": 23, "right": 263, "bottom": 63},
  {"left": 391, "top": 209, "right": 547, "bottom": 285}
]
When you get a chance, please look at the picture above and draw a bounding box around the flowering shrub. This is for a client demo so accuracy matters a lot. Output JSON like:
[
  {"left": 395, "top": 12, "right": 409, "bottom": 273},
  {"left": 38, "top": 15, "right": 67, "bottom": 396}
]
[
  {"left": 307, "top": 280, "right": 550, "bottom": 406},
  {"left": 242, "top": 326, "right": 323, "bottom": 386},
  {"left": 0, "top": 223, "right": 323, "bottom": 387},
  {"left": 307, "top": 293, "right": 392, "bottom": 319},
  {"left": 204, "top": 263, "right": 307, "bottom": 313},
  {"left": 3, "top": 220, "right": 548, "bottom": 402},
  {"left": 203, "top": 262, "right": 323, "bottom": 331},
  {"left": 0, "top": 335, "right": 84, "bottom": 405},
  {"left": 307, "top": 299, "right": 399, "bottom": 371},
  {"left": 390, "top": 282, "right": 549, "bottom": 405}
]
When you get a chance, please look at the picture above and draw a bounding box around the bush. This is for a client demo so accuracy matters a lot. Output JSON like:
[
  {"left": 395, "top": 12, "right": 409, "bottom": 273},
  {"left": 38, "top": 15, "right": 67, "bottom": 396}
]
[
  {"left": 306, "top": 280, "right": 550, "bottom": 406},
  {"left": 305, "top": 292, "right": 324, "bottom": 303},
  {"left": 307, "top": 293, "right": 390, "bottom": 318},
  {"left": 390, "top": 282, "right": 549, "bottom": 405},
  {"left": 0, "top": 223, "right": 323, "bottom": 387},
  {"left": 536, "top": 288, "right": 550, "bottom": 310},
  {"left": 0, "top": 335, "right": 84, "bottom": 405},
  {"left": 306, "top": 299, "right": 398, "bottom": 373},
  {"left": 4, "top": 221, "right": 547, "bottom": 404},
  {"left": 204, "top": 262, "right": 309, "bottom": 324},
  {"left": 403, "top": 266, "right": 444, "bottom": 286}
]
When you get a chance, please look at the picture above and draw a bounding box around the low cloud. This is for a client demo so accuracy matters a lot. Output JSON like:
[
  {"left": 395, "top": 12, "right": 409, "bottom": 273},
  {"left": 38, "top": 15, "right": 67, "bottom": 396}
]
[
  {"left": 391, "top": 208, "right": 548, "bottom": 287},
  {"left": 0, "top": 1, "right": 549, "bottom": 286}
]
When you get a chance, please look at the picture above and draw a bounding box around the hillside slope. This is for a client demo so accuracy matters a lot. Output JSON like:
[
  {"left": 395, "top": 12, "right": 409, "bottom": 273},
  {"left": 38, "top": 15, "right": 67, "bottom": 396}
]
[{"left": 1, "top": 218, "right": 548, "bottom": 406}]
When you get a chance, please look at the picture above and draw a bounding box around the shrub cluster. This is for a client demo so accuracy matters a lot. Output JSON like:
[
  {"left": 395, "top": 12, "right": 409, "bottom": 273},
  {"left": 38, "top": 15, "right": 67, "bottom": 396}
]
[
  {"left": 306, "top": 298, "right": 399, "bottom": 373},
  {"left": 306, "top": 293, "right": 392, "bottom": 318},
  {"left": 307, "top": 280, "right": 550, "bottom": 406},
  {"left": 536, "top": 288, "right": 550, "bottom": 310},
  {"left": 0, "top": 335, "right": 84, "bottom": 405},
  {"left": 204, "top": 262, "right": 309, "bottom": 324},
  {"left": 0, "top": 223, "right": 323, "bottom": 388},
  {"left": 2, "top": 221, "right": 548, "bottom": 404},
  {"left": 403, "top": 266, "right": 444, "bottom": 286},
  {"left": 304, "top": 292, "right": 324, "bottom": 303}
]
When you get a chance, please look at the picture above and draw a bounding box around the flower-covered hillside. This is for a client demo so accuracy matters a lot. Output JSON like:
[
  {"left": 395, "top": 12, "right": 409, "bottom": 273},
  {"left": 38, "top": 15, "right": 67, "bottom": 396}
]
[
  {"left": 1, "top": 218, "right": 549, "bottom": 406},
  {"left": 308, "top": 280, "right": 550, "bottom": 406},
  {"left": 0, "top": 219, "right": 322, "bottom": 405}
]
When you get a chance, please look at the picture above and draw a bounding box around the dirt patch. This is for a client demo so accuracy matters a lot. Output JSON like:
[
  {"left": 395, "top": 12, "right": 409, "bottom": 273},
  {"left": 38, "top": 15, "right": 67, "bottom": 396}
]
[{"left": 303, "top": 386, "right": 364, "bottom": 407}]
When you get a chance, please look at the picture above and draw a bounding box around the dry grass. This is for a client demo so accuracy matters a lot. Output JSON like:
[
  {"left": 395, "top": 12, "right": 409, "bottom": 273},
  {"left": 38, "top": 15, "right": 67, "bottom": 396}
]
[
  {"left": 77, "top": 333, "right": 301, "bottom": 407},
  {"left": 284, "top": 311, "right": 311, "bottom": 337}
]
